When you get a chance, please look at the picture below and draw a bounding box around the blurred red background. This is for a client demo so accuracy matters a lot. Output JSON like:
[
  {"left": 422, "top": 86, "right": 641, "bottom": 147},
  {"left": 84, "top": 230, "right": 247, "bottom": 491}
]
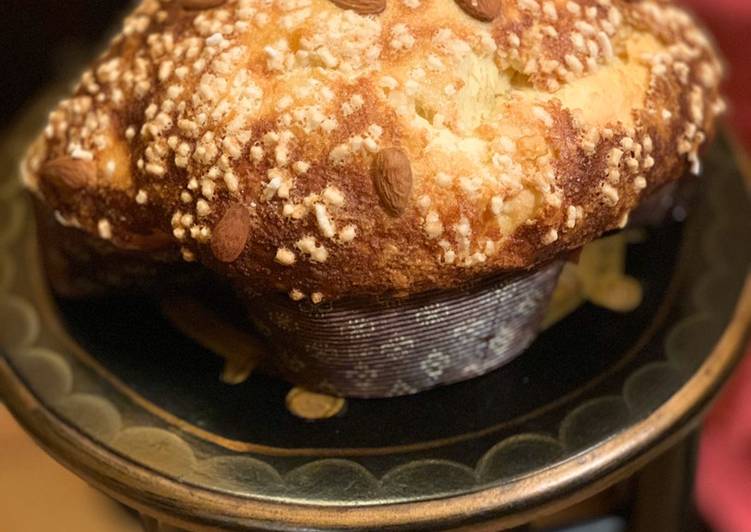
[
  {"left": 682, "top": 0, "right": 751, "bottom": 149},
  {"left": 679, "top": 2, "right": 751, "bottom": 532}
]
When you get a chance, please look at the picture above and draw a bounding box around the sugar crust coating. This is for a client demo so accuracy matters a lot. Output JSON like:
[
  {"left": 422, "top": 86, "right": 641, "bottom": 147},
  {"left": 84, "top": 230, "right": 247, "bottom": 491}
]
[{"left": 23, "top": 0, "right": 724, "bottom": 301}]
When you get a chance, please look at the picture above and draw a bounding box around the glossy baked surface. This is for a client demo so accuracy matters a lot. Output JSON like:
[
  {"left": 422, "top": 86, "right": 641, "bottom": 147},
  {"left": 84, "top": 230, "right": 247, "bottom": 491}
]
[{"left": 22, "top": 0, "right": 723, "bottom": 300}]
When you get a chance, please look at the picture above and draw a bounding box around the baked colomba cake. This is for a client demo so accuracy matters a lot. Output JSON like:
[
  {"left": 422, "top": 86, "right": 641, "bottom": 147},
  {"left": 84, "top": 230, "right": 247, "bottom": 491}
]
[{"left": 22, "top": 0, "right": 723, "bottom": 302}]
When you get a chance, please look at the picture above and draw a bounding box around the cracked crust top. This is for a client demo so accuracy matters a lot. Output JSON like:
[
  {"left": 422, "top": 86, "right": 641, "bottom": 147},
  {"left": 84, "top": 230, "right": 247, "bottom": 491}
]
[{"left": 22, "top": 0, "right": 724, "bottom": 302}]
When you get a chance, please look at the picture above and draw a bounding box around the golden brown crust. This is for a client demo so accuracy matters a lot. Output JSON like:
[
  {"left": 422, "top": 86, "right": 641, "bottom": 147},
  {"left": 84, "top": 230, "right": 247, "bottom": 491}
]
[{"left": 22, "top": 0, "right": 724, "bottom": 301}]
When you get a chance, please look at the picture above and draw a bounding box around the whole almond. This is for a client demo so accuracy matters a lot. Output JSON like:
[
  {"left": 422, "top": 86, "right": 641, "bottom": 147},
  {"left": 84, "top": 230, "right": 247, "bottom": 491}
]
[
  {"left": 372, "top": 147, "right": 413, "bottom": 216},
  {"left": 329, "top": 0, "right": 387, "bottom": 15},
  {"left": 40, "top": 157, "right": 96, "bottom": 190},
  {"left": 180, "top": 0, "right": 227, "bottom": 10},
  {"left": 211, "top": 203, "right": 251, "bottom": 263},
  {"left": 455, "top": 0, "right": 501, "bottom": 21}
]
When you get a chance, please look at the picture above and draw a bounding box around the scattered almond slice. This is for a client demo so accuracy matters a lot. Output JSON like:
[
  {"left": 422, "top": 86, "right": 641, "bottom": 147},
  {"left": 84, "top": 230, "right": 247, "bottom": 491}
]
[
  {"left": 159, "top": 294, "right": 267, "bottom": 385},
  {"left": 285, "top": 388, "right": 346, "bottom": 420},
  {"left": 543, "top": 232, "right": 644, "bottom": 327},
  {"left": 588, "top": 275, "right": 643, "bottom": 313}
]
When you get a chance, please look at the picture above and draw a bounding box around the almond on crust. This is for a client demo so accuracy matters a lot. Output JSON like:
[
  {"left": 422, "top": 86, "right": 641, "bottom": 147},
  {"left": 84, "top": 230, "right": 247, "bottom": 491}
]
[{"left": 22, "top": 0, "right": 724, "bottom": 302}]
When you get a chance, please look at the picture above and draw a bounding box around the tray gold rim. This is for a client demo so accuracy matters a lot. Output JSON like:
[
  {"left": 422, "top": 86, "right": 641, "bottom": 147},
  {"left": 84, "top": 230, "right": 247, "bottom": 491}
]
[{"left": 1, "top": 242, "right": 749, "bottom": 531}]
